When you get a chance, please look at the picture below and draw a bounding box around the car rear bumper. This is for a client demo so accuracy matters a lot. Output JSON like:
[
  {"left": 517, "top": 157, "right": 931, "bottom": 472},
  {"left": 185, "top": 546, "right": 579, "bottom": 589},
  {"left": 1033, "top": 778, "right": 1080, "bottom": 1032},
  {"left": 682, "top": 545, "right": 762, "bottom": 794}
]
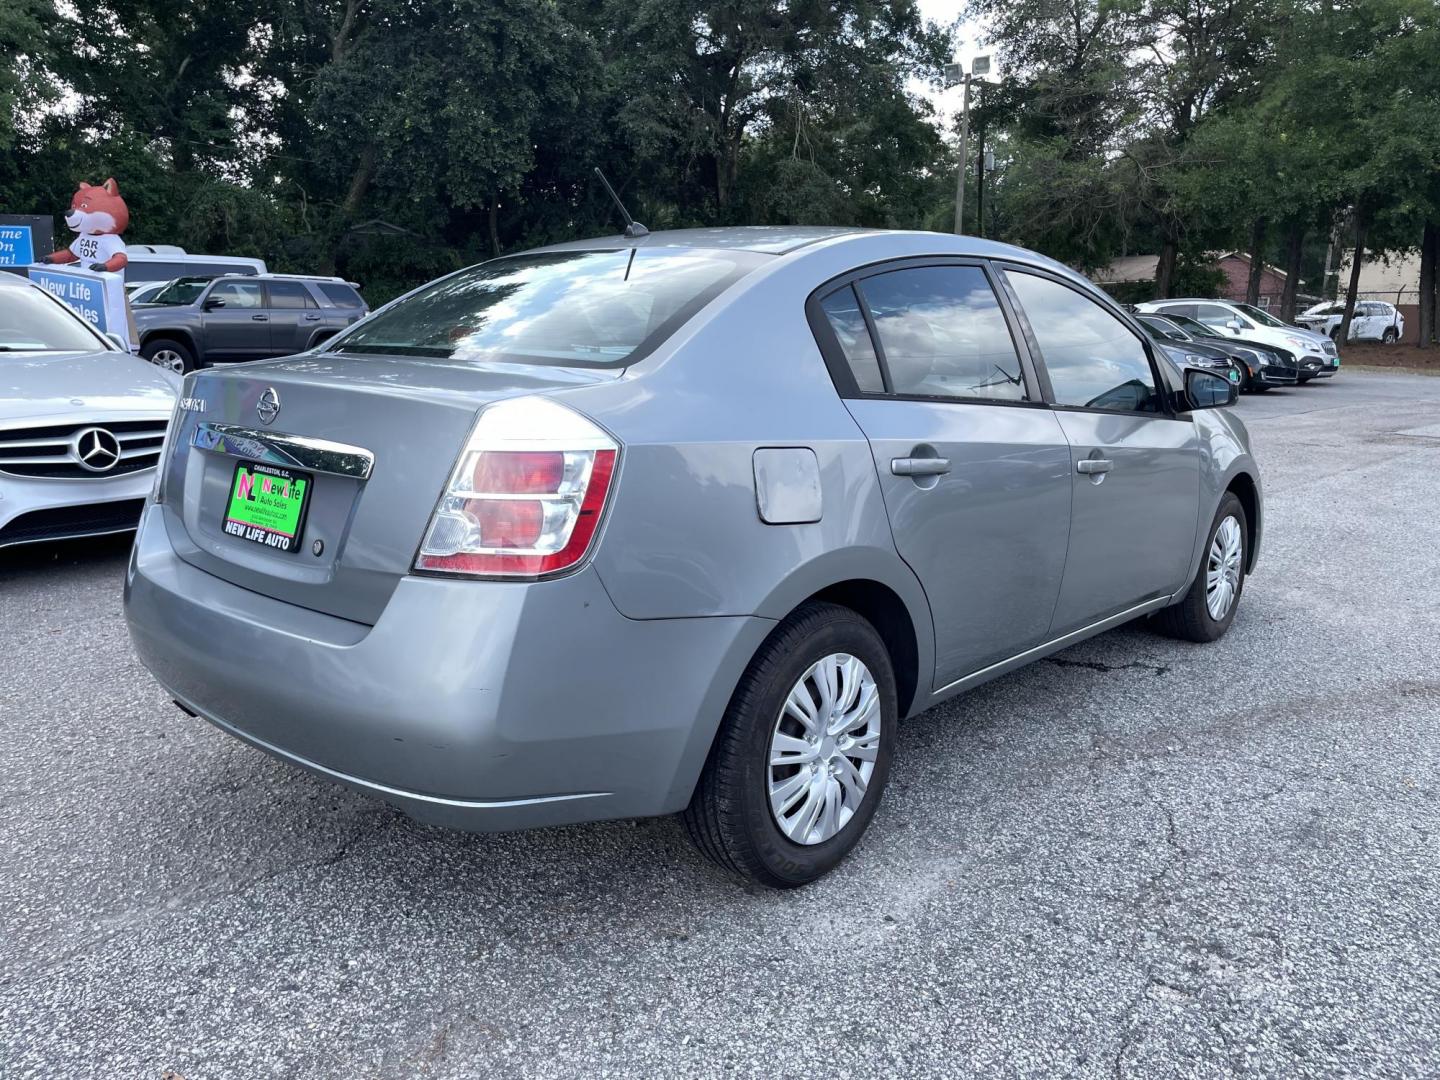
[
  {"left": 124, "top": 504, "right": 774, "bottom": 831},
  {"left": 0, "top": 469, "right": 153, "bottom": 548}
]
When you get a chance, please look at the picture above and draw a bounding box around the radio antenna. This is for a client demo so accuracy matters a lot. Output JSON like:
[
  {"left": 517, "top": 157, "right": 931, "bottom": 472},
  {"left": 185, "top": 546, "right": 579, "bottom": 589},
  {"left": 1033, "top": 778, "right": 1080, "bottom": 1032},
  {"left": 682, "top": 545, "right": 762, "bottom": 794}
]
[{"left": 593, "top": 168, "right": 649, "bottom": 239}]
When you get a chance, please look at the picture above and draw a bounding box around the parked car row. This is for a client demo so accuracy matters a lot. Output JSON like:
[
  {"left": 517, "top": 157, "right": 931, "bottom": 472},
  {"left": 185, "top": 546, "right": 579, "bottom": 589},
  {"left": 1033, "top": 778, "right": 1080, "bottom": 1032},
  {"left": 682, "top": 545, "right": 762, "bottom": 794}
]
[{"left": 1135, "top": 298, "right": 1341, "bottom": 383}]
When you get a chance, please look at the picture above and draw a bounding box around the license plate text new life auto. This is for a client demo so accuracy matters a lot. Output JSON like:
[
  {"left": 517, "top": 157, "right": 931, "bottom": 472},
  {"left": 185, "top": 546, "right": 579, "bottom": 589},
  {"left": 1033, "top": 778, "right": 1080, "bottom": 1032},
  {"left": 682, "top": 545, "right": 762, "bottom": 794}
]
[{"left": 223, "top": 461, "right": 312, "bottom": 554}]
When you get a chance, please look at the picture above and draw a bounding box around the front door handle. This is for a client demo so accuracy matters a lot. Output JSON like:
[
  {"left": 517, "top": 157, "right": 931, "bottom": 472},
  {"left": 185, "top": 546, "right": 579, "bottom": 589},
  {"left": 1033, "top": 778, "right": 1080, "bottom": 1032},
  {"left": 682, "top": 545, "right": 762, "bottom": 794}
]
[
  {"left": 891, "top": 456, "right": 951, "bottom": 477},
  {"left": 251, "top": 314, "right": 269, "bottom": 322},
  {"left": 1076, "top": 458, "right": 1113, "bottom": 475}
]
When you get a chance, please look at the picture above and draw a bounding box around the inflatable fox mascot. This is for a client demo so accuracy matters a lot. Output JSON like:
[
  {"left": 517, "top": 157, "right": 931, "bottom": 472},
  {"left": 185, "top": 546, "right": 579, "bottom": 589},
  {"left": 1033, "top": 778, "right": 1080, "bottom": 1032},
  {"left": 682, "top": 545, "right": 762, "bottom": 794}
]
[{"left": 42, "top": 178, "right": 130, "bottom": 273}]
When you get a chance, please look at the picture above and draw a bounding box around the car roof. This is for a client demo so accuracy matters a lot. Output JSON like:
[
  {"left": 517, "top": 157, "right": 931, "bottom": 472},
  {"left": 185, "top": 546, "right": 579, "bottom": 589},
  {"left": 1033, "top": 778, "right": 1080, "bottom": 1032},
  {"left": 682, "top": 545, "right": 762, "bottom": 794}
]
[
  {"left": 532, "top": 225, "right": 866, "bottom": 256},
  {"left": 529, "top": 226, "right": 1088, "bottom": 280},
  {"left": 1149, "top": 298, "right": 1238, "bottom": 305}
]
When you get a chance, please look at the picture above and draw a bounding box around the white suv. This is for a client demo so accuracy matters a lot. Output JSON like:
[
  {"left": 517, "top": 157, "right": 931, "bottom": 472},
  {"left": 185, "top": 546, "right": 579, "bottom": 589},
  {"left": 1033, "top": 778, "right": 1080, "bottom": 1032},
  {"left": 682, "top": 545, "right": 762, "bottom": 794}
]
[
  {"left": 1137, "top": 299, "right": 1339, "bottom": 381},
  {"left": 1297, "top": 300, "right": 1404, "bottom": 344}
]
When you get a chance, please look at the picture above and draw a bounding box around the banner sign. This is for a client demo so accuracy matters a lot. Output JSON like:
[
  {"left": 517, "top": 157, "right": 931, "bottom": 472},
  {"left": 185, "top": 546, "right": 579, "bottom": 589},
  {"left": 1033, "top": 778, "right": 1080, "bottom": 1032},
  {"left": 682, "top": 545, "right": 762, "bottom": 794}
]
[
  {"left": 27, "top": 265, "right": 133, "bottom": 347},
  {"left": 0, "top": 225, "right": 34, "bottom": 266}
]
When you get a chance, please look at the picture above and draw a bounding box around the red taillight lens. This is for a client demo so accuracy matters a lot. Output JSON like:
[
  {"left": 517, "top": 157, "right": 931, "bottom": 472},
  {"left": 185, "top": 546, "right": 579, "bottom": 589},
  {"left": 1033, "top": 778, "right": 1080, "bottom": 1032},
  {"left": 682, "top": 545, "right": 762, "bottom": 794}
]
[
  {"left": 472, "top": 450, "right": 565, "bottom": 494},
  {"left": 414, "top": 397, "right": 619, "bottom": 579}
]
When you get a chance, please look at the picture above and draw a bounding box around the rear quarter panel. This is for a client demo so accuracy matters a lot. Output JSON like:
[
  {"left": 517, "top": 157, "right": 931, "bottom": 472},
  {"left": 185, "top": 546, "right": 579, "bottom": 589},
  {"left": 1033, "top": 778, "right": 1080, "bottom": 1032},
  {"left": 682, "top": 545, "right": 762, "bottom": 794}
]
[{"left": 549, "top": 236, "right": 996, "bottom": 690}]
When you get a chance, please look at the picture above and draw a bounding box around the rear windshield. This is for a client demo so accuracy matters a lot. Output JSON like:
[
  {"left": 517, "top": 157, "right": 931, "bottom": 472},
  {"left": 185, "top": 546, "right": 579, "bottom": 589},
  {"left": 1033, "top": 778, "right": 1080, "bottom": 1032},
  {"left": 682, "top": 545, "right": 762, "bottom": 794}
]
[
  {"left": 318, "top": 283, "right": 365, "bottom": 308},
  {"left": 329, "top": 248, "right": 763, "bottom": 367}
]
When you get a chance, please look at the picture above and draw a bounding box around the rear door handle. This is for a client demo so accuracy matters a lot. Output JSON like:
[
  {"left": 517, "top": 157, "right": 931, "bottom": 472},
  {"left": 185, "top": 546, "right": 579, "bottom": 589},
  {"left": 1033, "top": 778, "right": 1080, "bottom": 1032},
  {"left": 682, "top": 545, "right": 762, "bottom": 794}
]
[
  {"left": 304, "top": 313, "right": 322, "bottom": 321},
  {"left": 251, "top": 314, "right": 269, "bottom": 322},
  {"left": 1076, "top": 458, "right": 1113, "bottom": 475},
  {"left": 891, "top": 457, "right": 951, "bottom": 477}
]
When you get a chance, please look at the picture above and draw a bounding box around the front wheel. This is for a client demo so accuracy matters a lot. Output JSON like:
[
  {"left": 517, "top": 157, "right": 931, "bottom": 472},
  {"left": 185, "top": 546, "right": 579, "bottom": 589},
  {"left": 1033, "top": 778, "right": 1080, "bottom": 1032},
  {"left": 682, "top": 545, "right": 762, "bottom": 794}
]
[
  {"left": 682, "top": 602, "right": 897, "bottom": 888},
  {"left": 1152, "top": 492, "right": 1247, "bottom": 643},
  {"left": 141, "top": 337, "right": 197, "bottom": 374}
]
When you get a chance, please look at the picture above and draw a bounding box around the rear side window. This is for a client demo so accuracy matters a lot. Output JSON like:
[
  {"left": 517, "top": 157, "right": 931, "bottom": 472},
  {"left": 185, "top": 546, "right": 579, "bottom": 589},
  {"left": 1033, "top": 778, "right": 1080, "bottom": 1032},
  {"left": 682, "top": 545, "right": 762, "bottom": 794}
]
[
  {"left": 817, "top": 286, "right": 884, "bottom": 392},
  {"left": 1005, "top": 271, "right": 1159, "bottom": 414},
  {"left": 856, "top": 266, "right": 1026, "bottom": 402},
  {"left": 318, "top": 283, "right": 365, "bottom": 308},
  {"left": 1156, "top": 303, "right": 1197, "bottom": 320},
  {"left": 124, "top": 260, "right": 188, "bottom": 283},
  {"left": 267, "top": 281, "right": 317, "bottom": 309}
]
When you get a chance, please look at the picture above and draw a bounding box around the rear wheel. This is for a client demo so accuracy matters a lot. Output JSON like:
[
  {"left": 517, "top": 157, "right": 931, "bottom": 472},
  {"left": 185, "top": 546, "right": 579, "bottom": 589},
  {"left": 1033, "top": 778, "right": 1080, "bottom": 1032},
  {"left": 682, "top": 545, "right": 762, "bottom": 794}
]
[
  {"left": 141, "top": 337, "right": 196, "bottom": 374},
  {"left": 1382, "top": 327, "right": 1398, "bottom": 344},
  {"left": 683, "top": 602, "right": 897, "bottom": 888},
  {"left": 1152, "top": 492, "right": 1247, "bottom": 643}
]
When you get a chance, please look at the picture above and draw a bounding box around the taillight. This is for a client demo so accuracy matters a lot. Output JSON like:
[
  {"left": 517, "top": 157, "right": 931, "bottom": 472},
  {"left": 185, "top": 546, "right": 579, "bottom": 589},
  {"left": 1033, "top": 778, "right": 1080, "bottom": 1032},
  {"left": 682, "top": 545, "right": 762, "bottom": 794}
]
[{"left": 415, "top": 396, "right": 619, "bottom": 578}]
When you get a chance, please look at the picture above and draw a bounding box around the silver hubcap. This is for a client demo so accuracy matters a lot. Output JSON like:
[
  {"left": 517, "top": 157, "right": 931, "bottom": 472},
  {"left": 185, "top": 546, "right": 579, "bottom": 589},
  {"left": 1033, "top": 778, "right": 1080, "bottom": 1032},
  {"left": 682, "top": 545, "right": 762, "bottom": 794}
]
[
  {"left": 1206, "top": 515, "right": 1243, "bottom": 621},
  {"left": 151, "top": 349, "right": 185, "bottom": 374},
  {"left": 768, "top": 653, "right": 881, "bottom": 846}
]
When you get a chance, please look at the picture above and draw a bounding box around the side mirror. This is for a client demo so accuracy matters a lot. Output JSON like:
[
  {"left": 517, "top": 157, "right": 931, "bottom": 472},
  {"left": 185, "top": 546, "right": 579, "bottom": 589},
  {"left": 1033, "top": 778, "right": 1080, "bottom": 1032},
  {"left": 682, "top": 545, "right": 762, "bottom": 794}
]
[
  {"left": 1225, "top": 318, "right": 1244, "bottom": 332},
  {"left": 105, "top": 331, "right": 131, "bottom": 352},
  {"left": 1183, "top": 368, "right": 1237, "bottom": 410},
  {"left": 203, "top": 296, "right": 226, "bottom": 310}
]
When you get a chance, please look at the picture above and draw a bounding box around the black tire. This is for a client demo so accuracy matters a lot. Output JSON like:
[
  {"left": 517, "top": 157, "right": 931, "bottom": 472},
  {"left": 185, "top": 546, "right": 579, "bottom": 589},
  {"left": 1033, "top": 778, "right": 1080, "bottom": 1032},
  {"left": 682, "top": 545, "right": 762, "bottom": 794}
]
[
  {"left": 1152, "top": 492, "right": 1247, "bottom": 643},
  {"left": 682, "top": 601, "right": 898, "bottom": 888},
  {"left": 1382, "top": 327, "right": 1398, "bottom": 344},
  {"left": 141, "top": 337, "right": 197, "bottom": 374}
]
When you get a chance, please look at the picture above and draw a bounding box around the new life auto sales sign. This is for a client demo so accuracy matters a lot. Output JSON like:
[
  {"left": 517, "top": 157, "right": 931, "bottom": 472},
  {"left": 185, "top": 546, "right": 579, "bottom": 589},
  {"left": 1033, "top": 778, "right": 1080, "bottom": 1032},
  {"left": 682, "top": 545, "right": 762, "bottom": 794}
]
[{"left": 27, "top": 265, "right": 133, "bottom": 347}]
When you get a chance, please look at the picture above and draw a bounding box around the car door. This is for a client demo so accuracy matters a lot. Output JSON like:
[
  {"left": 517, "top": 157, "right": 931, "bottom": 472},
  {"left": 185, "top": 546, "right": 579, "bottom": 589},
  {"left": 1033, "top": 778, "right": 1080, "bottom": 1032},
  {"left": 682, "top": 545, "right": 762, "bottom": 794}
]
[
  {"left": 202, "top": 279, "right": 271, "bottom": 362},
  {"left": 810, "top": 261, "right": 1073, "bottom": 687},
  {"left": 1000, "top": 268, "right": 1200, "bottom": 636},
  {"left": 263, "top": 280, "right": 321, "bottom": 355}
]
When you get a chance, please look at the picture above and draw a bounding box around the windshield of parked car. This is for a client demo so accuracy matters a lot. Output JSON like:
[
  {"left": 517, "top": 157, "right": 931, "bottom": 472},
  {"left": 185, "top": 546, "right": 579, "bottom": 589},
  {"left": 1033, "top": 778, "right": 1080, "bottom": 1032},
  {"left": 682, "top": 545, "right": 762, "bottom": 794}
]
[
  {"left": 1138, "top": 316, "right": 1186, "bottom": 341},
  {"left": 148, "top": 277, "right": 215, "bottom": 306},
  {"left": 328, "top": 248, "right": 763, "bottom": 367},
  {"left": 0, "top": 285, "right": 109, "bottom": 352},
  {"left": 1235, "top": 302, "right": 1286, "bottom": 328}
]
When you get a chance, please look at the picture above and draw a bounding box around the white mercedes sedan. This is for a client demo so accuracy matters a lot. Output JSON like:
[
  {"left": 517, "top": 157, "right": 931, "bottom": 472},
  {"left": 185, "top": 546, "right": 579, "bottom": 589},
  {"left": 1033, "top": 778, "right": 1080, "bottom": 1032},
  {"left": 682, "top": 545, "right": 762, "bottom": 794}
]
[{"left": 0, "top": 273, "right": 177, "bottom": 550}]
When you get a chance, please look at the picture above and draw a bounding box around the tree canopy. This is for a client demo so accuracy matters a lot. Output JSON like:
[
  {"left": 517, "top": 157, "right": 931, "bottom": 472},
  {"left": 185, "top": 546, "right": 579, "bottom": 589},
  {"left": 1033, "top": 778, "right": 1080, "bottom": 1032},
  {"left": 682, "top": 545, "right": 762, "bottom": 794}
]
[{"left": 2, "top": 0, "right": 1435, "bottom": 340}]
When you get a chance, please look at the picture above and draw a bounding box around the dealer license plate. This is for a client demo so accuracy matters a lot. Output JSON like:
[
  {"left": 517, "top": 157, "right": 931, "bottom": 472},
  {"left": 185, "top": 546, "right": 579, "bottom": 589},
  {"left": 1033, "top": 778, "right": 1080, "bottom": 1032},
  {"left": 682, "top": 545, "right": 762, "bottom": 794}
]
[{"left": 222, "top": 461, "right": 312, "bottom": 554}]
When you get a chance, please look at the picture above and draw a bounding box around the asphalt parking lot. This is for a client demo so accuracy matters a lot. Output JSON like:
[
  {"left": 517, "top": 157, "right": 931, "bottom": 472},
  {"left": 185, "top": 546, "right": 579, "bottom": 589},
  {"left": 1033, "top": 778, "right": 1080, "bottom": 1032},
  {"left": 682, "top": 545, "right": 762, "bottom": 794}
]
[{"left": 3, "top": 368, "right": 1439, "bottom": 1079}]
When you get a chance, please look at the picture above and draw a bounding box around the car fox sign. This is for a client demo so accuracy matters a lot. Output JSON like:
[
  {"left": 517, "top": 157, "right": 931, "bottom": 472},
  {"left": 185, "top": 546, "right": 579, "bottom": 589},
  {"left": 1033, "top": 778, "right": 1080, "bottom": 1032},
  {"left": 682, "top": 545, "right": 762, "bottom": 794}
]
[{"left": 25, "top": 178, "right": 136, "bottom": 348}]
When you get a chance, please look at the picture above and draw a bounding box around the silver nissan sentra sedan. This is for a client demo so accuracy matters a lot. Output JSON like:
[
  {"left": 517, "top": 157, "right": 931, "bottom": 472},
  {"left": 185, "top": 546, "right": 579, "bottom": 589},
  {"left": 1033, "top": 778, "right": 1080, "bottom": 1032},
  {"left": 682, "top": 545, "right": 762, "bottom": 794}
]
[{"left": 124, "top": 227, "right": 1260, "bottom": 886}]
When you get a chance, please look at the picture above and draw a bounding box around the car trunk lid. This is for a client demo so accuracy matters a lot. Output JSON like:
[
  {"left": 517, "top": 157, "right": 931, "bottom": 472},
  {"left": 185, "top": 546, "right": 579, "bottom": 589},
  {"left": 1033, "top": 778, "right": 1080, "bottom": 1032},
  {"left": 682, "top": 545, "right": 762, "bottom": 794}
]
[{"left": 160, "top": 352, "right": 619, "bottom": 624}]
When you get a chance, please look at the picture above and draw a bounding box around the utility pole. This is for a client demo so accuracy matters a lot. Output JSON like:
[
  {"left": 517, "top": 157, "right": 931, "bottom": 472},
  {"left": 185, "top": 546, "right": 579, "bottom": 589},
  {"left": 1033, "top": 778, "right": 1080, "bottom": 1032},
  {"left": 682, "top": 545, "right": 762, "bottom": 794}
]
[
  {"left": 975, "top": 121, "right": 985, "bottom": 239},
  {"left": 944, "top": 55, "right": 991, "bottom": 236}
]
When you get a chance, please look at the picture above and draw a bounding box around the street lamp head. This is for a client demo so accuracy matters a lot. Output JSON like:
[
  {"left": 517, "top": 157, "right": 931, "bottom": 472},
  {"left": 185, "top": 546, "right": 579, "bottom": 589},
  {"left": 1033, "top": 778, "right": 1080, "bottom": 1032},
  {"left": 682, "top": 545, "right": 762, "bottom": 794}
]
[
  {"left": 972, "top": 55, "right": 992, "bottom": 77},
  {"left": 943, "top": 61, "right": 964, "bottom": 87}
]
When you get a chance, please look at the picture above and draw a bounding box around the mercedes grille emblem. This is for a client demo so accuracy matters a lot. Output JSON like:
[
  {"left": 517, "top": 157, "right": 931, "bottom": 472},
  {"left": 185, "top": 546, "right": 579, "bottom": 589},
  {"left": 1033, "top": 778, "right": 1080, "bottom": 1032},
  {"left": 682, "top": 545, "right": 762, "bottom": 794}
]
[
  {"left": 257, "top": 387, "right": 281, "bottom": 425},
  {"left": 72, "top": 427, "right": 122, "bottom": 473}
]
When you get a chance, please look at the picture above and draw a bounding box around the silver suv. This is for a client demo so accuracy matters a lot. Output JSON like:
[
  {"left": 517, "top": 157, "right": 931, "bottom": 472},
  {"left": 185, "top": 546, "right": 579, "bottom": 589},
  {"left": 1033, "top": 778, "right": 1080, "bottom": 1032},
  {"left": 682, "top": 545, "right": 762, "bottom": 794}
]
[{"left": 124, "top": 228, "right": 1261, "bottom": 886}]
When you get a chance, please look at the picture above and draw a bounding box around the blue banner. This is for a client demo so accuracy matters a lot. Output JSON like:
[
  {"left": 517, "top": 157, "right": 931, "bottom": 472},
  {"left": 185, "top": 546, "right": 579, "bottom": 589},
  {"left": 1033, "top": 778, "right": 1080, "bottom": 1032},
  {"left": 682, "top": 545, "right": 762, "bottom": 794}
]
[
  {"left": 28, "top": 266, "right": 122, "bottom": 335},
  {"left": 0, "top": 224, "right": 34, "bottom": 266}
]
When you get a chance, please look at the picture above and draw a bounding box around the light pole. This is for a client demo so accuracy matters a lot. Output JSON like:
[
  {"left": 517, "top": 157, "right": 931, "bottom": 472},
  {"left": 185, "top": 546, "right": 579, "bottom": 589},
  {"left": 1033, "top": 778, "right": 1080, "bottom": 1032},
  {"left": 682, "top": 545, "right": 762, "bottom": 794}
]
[{"left": 944, "top": 55, "right": 991, "bottom": 236}]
